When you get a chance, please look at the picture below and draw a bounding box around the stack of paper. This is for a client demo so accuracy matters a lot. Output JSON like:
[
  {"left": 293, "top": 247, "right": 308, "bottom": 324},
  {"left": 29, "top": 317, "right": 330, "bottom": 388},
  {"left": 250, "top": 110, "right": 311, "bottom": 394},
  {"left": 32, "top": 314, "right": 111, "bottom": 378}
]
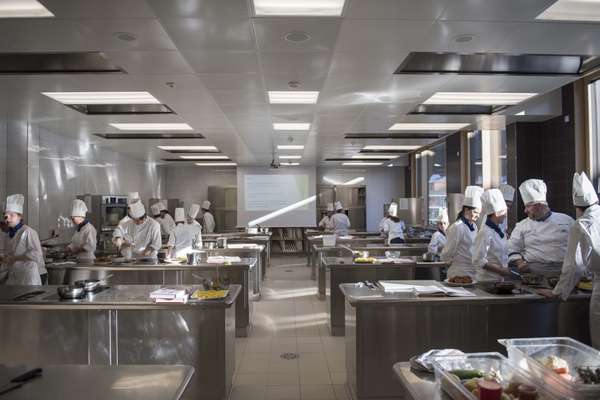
[
  {"left": 378, "top": 281, "right": 476, "bottom": 297},
  {"left": 207, "top": 256, "right": 242, "bottom": 264},
  {"left": 149, "top": 288, "right": 189, "bottom": 303}
]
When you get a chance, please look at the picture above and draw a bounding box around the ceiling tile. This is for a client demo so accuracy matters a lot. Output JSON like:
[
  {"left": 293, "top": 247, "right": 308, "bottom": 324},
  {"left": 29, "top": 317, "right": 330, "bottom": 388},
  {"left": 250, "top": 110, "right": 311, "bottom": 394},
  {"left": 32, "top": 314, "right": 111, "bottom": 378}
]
[
  {"left": 253, "top": 18, "right": 341, "bottom": 52},
  {"left": 159, "top": 18, "right": 255, "bottom": 50},
  {"left": 182, "top": 51, "right": 260, "bottom": 73},
  {"left": 345, "top": 0, "right": 446, "bottom": 20}
]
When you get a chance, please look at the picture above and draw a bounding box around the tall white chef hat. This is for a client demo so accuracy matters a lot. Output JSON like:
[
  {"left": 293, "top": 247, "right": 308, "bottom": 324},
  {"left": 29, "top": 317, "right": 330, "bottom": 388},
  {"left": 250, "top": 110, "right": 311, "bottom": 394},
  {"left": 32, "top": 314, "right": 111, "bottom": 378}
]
[
  {"left": 519, "top": 179, "right": 547, "bottom": 205},
  {"left": 499, "top": 184, "right": 515, "bottom": 203},
  {"left": 5, "top": 194, "right": 24, "bottom": 214},
  {"left": 334, "top": 201, "right": 343, "bottom": 211},
  {"left": 71, "top": 199, "right": 88, "bottom": 217},
  {"left": 480, "top": 189, "right": 507, "bottom": 216},
  {"left": 463, "top": 186, "right": 484, "bottom": 210},
  {"left": 189, "top": 204, "right": 201, "bottom": 219},
  {"left": 388, "top": 202, "right": 399, "bottom": 218},
  {"left": 158, "top": 202, "right": 167, "bottom": 212},
  {"left": 129, "top": 201, "right": 146, "bottom": 219},
  {"left": 127, "top": 192, "right": 140, "bottom": 204},
  {"left": 436, "top": 208, "right": 449, "bottom": 224},
  {"left": 202, "top": 200, "right": 211, "bottom": 210},
  {"left": 326, "top": 203, "right": 334, "bottom": 212},
  {"left": 573, "top": 172, "right": 599, "bottom": 207},
  {"left": 174, "top": 207, "right": 185, "bottom": 223},
  {"left": 150, "top": 203, "right": 161, "bottom": 216}
]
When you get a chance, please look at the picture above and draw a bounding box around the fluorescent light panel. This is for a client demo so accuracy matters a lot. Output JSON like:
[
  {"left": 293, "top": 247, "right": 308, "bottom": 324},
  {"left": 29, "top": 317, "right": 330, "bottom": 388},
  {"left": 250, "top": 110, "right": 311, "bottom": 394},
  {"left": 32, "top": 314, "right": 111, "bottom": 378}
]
[
  {"left": 279, "top": 155, "right": 302, "bottom": 159},
  {"left": 342, "top": 162, "right": 383, "bottom": 166},
  {"left": 277, "top": 145, "right": 304, "bottom": 150},
  {"left": 424, "top": 92, "right": 537, "bottom": 106},
  {"left": 537, "top": 0, "right": 600, "bottom": 21},
  {"left": 273, "top": 123, "right": 311, "bottom": 131},
  {"left": 352, "top": 154, "right": 399, "bottom": 159},
  {"left": 0, "top": 0, "right": 53, "bottom": 17},
  {"left": 268, "top": 91, "right": 319, "bottom": 104},
  {"left": 362, "top": 145, "right": 421, "bottom": 151},
  {"left": 389, "top": 123, "right": 470, "bottom": 131},
  {"left": 42, "top": 92, "right": 160, "bottom": 105},
  {"left": 111, "top": 123, "right": 193, "bottom": 131},
  {"left": 253, "top": 0, "right": 345, "bottom": 16},
  {"left": 158, "top": 146, "right": 218, "bottom": 151},
  {"left": 280, "top": 162, "right": 300, "bottom": 166},
  {"left": 195, "top": 162, "right": 237, "bottom": 167},
  {"left": 179, "top": 155, "right": 229, "bottom": 160}
]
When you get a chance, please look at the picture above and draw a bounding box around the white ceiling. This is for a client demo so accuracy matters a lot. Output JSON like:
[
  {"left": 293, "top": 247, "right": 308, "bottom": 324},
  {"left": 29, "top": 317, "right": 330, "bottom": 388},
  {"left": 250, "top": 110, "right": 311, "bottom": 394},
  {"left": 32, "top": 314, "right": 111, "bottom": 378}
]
[{"left": 0, "top": 0, "right": 594, "bottom": 167}]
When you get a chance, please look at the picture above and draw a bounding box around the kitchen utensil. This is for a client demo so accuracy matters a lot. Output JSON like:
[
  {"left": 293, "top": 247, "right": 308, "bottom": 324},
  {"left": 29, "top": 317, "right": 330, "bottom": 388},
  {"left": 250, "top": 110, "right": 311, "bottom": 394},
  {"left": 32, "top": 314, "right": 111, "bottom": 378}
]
[
  {"left": 74, "top": 274, "right": 114, "bottom": 292},
  {"left": 522, "top": 274, "right": 544, "bottom": 286},
  {"left": 57, "top": 285, "right": 86, "bottom": 299},
  {"left": 0, "top": 368, "right": 43, "bottom": 396},
  {"left": 12, "top": 290, "right": 46, "bottom": 301},
  {"left": 216, "top": 237, "right": 228, "bottom": 249},
  {"left": 187, "top": 252, "right": 200, "bottom": 265}
]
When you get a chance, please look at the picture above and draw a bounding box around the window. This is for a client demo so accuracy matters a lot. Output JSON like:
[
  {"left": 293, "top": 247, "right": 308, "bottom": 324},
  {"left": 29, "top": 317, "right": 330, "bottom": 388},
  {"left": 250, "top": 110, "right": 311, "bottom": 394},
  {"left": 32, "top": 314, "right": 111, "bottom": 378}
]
[
  {"left": 469, "top": 131, "right": 483, "bottom": 186},
  {"left": 588, "top": 79, "right": 600, "bottom": 188},
  {"left": 427, "top": 142, "right": 447, "bottom": 224},
  {"left": 469, "top": 129, "right": 507, "bottom": 188}
]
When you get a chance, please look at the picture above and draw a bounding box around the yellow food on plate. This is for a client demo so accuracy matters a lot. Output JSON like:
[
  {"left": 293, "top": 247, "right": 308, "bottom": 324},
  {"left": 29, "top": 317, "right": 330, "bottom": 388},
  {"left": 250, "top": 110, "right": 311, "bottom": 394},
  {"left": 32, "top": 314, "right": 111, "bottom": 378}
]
[
  {"left": 191, "top": 289, "right": 229, "bottom": 300},
  {"left": 354, "top": 257, "right": 377, "bottom": 264},
  {"left": 578, "top": 281, "right": 593, "bottom": 291}
]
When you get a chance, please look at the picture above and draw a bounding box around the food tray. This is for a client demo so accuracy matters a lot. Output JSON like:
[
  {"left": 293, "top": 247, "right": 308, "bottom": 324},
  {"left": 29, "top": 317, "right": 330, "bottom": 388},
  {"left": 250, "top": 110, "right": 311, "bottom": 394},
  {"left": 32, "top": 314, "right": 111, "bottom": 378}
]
[
  {"left": 432, "top": 352, "right": 561, "bottom": 400},
  {"left": 499, "top": 337, "right": 600, "bottom": 399}
]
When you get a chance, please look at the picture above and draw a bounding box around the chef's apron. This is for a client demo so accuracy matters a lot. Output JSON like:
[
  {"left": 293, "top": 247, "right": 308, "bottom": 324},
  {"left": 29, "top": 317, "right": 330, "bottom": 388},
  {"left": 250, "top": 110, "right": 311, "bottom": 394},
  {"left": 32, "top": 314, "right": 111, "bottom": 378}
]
[
  {"left": 526, "top": 262, "right": 563, "bottom": 277},
  {"left": 6, "top": 229, "right": 42, "bottom": 286},
  {"left": 591, "top": 278, "right": 600, "bottom": 350}
]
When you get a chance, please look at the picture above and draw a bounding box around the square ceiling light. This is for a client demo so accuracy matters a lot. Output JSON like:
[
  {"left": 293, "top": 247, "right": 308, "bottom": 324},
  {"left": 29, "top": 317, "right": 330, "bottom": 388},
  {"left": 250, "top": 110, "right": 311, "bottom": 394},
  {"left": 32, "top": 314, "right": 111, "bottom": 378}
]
[
  {"left": 423, "top": 92, "right": 537, "bottom": 106},
  {"left": 388, "top": 123, "right": 470, "bottom": 131},
  {"left": 42, "top": 92, "right": 160, "bottom": 105},
  {"left": 111, "top": 123, "right": 193, "bottom": 131},
  {"left": 273, "top": 123, "right": 311, "bottom": 131},
  {"left": 195, "top": 162, "right": 237, "bottom": 167},
  {"left": 268, "top": 91, "right": 319, "bottom": 104},
  {"left": 253, "top": 0, "right": 345, "bottom": 16},
  {"left": 0, "top": 0, "right": 54, "bottom": 17},
  {"left": 279, "top": 155, "right": 302, "bottom": 159},
  {"left": 537, "top": 0, "right": 600, "bottom": 21},
  {"left": 158, "top": 146, "right": 218, "bottom": 152},
  {"left": 277, "top": 145, "right": 304, "bottom": 150},
  {"left": 351, "top": 154, "right": 399, "bottom": 159},
  {"left": 179, "top": 155, "right": 229, "bottom": 160},
  {"left": 362, "top": 145, "right": 421, "bottom": 151},
  {"left": 342, "top": 162, "right": 383, "bottom": 166}
]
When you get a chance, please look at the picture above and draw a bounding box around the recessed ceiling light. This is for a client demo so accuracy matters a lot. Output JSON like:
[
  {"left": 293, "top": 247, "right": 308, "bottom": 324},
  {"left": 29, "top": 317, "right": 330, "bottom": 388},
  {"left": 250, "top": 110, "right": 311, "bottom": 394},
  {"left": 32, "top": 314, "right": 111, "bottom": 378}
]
[
  {"left": 195, "top": 162, "right": 237, "bottom": 167},
  {"left": 284, "top": 31, "right": 311, "bottom": 43},
  {"left": 111, "top": 123, "right": 193, "bottom": 131},
  {"left": 158, "top": 146, "right": 218, "bottom": 151},
  {"left": 278, "top": 145, "right": 305, "bottom": 150},
  {"left": 362, "top": 145, "right": 421, "bottom": 151},
  {"left": 351, "top": 154, "right": 399, "bottom": 159},
  {"left": 279, "top": 155, "right": 302, "bottom": 159},
  {"left": 280, "top": 162, "right": 300, "bottom": 166},
  {"left": 342, "top": 162, "right": 383, "bottom": 166},
  {"left": 537, "top": 0, "right": 600, "bottom": 21},
  {"left": 423, "top": 92, "right": 537, "bottom": 106},
  {"left": 388, "top": 123, "right": 470, "bottom": 131},
  {"left": 42, "top": 92, "right": 160, "bottom": 105},
  {"left": 0, "top": 0, "right": 53, "bottom": 17},
  {"left": 253, "top": 0, "right": 346, "bottom": 16},
  {"left": 515, "top": 110, "right": 526, "bottom": 116},
  {"left": 273, "top": 123, "right": 311, "bottom": 130},
  {"left": 114, "top": 32, "right": 137, "bottom": 42},
  {"left": 268, "top": 91, "right": 319, "bottom": 104},
  {"left": 179, "top": 155, "right": 229, "bottom": 160}
]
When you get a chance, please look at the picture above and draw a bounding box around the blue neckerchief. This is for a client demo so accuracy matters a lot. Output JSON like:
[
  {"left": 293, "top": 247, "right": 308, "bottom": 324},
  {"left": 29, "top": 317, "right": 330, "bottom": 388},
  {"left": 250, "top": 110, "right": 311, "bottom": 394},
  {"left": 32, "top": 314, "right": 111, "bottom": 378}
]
[
  {"left": 8, "top": 222, "right": 23, "bottom": 238},
  {"left": 77, "top": 220, "right": 89, "bottom": 232},
  {"left": 460, "top": 216, "right": 475, "bottom": 232},
  {"left": 537, "top": 211, "right": 552, "bottom": 222},
  {"left": 437, "top": 228, "right": 446, "bottom": 237},
  {"left": 485, "top": 218, "right": 504, "bottom": 239}
]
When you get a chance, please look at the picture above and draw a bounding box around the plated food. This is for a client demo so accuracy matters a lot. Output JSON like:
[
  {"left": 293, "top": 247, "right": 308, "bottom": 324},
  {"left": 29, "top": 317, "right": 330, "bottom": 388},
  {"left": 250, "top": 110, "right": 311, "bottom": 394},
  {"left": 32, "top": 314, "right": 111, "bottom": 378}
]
[
  {"left": 538, "top": 355, "right": 600, "bottom": 385},
  {"left": 445, "top": 276, "right": 475, "bottom": 287},
  {"left": 444, "top": 368, "right": 546, "bottom": 400},
  {"left": 191, "top": 289, "right": 229, "bottom": 300},
  {"left": 353, "top": 257, "right": 377, "bottom": 264}
]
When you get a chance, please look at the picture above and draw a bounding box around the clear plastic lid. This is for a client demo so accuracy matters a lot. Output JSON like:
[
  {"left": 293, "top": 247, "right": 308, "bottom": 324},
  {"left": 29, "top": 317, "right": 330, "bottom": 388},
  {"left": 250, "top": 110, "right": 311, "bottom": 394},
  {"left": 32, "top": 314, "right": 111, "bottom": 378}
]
[
  {"left": 433, "top": 352, "right": 562, "bottom": 400},
  {"left": 499, "top": 337, "right": 600, "bottom": 399}
]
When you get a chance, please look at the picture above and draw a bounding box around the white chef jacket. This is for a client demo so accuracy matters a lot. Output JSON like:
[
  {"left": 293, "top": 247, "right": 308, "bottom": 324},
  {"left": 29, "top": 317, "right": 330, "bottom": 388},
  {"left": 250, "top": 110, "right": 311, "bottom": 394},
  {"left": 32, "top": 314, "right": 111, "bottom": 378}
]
[
  {"left": 67, "top": 222, "right": 97, "bottom": 261},
  {"left": 167, "top": 223, "right": 203, "bottom": 258},
  {"left": 203, "top": 211, "right": 215, "bottom": 233},
  {"left": 441, "top": 218, "right": 478, "bottom": 279},
  {"left": 118, "top": 217, "right": 162, "bottom": 258},
  {"left": 478, "top": 214, "right": 509, "bottom": 235},
  {"left": 157, "top": 213, "right": 176, "bottom": 237},
  {"left": 3, "top": 224, "right": 45, "bottom": 285},
  {"left": 113, "top": 216, "right": 132, "bottom": 242},
  {"left": 508, "top": 211, "right": 573, "bottom": 274},
  {"left": 472, "top": 221, "right": 509, "bottom": 282},
  {"left": 331, "top": 212, "right": 351, "bottom": 236},
  {"left": 428, "top": 230, "right": 447, "bottom": 255},
  {"left": 382, "top": 219, "right": 405, "bottom": 245},
  {"left": 378, "top": 217, "right": 389, "bottom": 233},
  {"left": 318, "top": 215, "right": 334, "bottom": 230}
]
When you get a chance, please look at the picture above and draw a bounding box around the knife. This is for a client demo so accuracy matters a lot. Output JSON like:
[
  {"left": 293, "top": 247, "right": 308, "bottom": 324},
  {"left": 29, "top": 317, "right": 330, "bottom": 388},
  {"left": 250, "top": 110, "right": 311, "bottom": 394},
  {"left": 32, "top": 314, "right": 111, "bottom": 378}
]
[{"left": 0, "top": 368, "right": 43, "bottom": 396}]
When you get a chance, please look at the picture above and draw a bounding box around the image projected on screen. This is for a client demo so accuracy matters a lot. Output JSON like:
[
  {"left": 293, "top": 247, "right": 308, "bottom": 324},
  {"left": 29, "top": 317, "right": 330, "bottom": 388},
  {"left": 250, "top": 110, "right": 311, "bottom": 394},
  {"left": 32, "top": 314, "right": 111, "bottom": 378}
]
[{"left": 245, "top": 174, "right": 309, "bottom": 211}]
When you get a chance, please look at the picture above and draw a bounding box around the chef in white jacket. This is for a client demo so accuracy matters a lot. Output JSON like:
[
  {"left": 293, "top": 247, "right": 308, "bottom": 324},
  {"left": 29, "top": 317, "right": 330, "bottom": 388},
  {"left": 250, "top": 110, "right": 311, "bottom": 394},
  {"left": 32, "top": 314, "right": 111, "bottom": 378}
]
[
  {"left": 113, "top": 192, "right": 140, "bottom": 247},
  {"left": 539, "top": 172, "right": 600, "bottom": 348},
  {"left": 441, "top": 186, "right": 484, "bottom": 279},
  {"left": 1, "top": 194, "right": 46, "bottom": 285},
  {"left": 428, "top": 208, "right": 448, "bottom": 256},
  {"left": 168, "top": 208, "right": 203, "bottom": 258},
  {"left": 155, "top": 202, "right": 176, "bottom": 237},
  {"left": 114, "top": 201, "right": 162, "bottom": 259},
  {"left": 318, "top": 203, "right": 335, "bottom": 230},
  {"left": 382, "top": 202, "right": 405, "bottom": 245},
  {"left": 188, "top": 204, "right": 201, "bottom": 226},
  {"left": 508, "top": 179, "right": 574, "bottom": 276},
  {"left": 331, "top": 201, "right": 351, "bottom": 236},
  {"left": 65, "top": 199, "right": 97, "bottom": 262},
  {"left": 473, "top": 189, "right": 511, "bottom": 282},
  {"left": 201, "top": 201, "right": 216, "bottom": 233}
]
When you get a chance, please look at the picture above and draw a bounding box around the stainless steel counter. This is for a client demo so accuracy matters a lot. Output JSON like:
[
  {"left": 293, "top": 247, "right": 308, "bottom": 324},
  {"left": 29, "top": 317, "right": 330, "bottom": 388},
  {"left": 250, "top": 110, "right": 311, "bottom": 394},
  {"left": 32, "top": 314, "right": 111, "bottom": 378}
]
[
  {"left": 0, "top": 364, "right": 194, "bottom": 400},
  {"left": 392, "top": 362, "right": 447, "bottom": 400},
  {"left": 46, "top": 259, "right": 256, "bottom": 337},
  {"left": 203, "top": 235, "right": 271, "bottom": 273},
  {"left": 0, "top": 285, "right": 240, "bottom": 400},
  {"left": 341, "top": 281, "right": 591, "bottom": 400}
]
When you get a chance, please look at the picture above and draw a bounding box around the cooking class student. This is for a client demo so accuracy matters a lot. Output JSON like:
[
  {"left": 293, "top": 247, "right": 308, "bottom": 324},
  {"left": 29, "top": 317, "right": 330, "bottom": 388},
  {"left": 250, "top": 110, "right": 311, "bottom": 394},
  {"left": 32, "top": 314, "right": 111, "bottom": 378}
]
[
  {"left": 508, "top": 179, "right": 574, "bottom": 276},
  {"left": 381, "top": 202, "right": 405, "bottom": 245},
  {"left": 472, "top": 189, "right": 511, "bottom": 282},
  {"left": 318, "top": 203, "right": 335, "bottom": 230},
  {"left": 65, "top": 199, "right": 97, "bottom": 262},
  {"left": 0, "top": 194, "right": 46, "bottom": 285},
  {"left": 378, "top": 204, "right": 390, "bottom": 234},
  {"left": 113, "top": 201, "right": 161, "bottom": 259},
  {"left": 441, "top": 186, "right": 484, "bottom": 280},
  {"left": 539, "top": 172, "right": 600, "bottom": 349},
  {"left": 167, "top": 208, "right": 203, "bottom": 258},
  {"left": 201, "top": 200, "right": 215, "bottom": 233},
  {"left": 153, "top": 202, "right": 176, "bottom": 237},
  {"left": 188, "top": 203, "right": 201, "bottom": 226},
  {"left": 112, "top": 191, "right": 140, "bottom": 246},
  {"left": 428, "top": 208, "right": 449, "bottom": 257},
  {"left": 331, "top": 201, "right": 351, "bottom": 236}
]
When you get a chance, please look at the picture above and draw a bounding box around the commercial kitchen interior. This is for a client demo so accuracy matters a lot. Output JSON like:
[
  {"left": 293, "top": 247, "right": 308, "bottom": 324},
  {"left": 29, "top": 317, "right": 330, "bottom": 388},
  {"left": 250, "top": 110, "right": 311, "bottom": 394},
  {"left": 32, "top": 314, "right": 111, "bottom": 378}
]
[{"left": 1, "top": 0, "right": 600, "bottom": 399}]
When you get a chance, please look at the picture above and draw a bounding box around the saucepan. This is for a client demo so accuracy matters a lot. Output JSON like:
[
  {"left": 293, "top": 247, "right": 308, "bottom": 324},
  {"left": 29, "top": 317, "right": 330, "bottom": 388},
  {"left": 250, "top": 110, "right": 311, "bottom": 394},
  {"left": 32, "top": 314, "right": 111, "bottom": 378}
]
[
  {"left": 74, "top": 273, "right": 114, "bottom": 293},
  {"left": 57, "top": 285, "right": 86, "bottom": 299}
]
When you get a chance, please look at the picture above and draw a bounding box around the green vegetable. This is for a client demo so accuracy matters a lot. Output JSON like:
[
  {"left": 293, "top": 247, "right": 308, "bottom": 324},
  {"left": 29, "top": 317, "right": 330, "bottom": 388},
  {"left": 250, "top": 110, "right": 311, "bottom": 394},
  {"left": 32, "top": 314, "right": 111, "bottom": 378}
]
[{"left": 450, "top": 369, "right": 485, "bottom": 380}]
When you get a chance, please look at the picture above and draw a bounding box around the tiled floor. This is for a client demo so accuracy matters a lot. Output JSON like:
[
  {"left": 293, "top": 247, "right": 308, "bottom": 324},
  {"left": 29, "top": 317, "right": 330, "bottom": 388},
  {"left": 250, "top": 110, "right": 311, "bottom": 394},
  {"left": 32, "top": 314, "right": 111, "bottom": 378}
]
[{"left": 230, "top": 255, "right": 350, "bottom": 400}]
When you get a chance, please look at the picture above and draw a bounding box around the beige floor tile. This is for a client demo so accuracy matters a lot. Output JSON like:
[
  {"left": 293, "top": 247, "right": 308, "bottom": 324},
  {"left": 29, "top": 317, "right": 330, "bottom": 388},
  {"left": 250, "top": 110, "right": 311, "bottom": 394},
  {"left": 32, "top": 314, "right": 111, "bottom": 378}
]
[
  {"left": 265, "top": 384, "right": 301, "bottom": 400},
  {"left": 300, "top": 384, "right": 336, "bottom": 400},
  {"left": 235, "top": 373, "right": 270, "bottom": 386},
  {"left": 333, "top": 384, "right": 351, "bottom": 400},
  {"left": 229, "top": 385, "right": 266, "bottom": 400},
  {"left": 267, "top": 373, "right": 300, "bottom": 386},
  {"left": 268, "top": 354, "right": 300, "bottom": 374},
  {"left": 329, "top": 372, "right": 346, "bottom": 385},
  {"left": 299, "top": 369, "right": 333, "bottom": 385},
  {"left": 246, "top": 338, "right": 273, "bottom": 353},
  {"left": 238, "top": 354, "right": 270, "bottom": 374}
]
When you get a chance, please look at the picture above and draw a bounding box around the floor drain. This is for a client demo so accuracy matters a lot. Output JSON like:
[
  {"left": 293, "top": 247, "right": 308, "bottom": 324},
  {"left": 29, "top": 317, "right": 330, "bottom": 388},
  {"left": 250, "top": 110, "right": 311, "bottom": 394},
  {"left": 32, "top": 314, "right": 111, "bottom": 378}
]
[
  {"left": 280, "top": 352, "right": 299, "bottom": 360},
  {"left": 285, "top": 269, "right": 293, "bottom": 272}
]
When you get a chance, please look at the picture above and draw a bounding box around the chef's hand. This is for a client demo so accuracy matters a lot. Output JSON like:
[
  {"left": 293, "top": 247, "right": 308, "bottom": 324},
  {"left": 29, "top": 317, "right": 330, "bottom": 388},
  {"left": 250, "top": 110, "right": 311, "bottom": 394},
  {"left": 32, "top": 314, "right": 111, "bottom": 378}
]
[
  {"left": 515, "top": 259, "right": 529, "bottom": 272},
  {"left": 537, "top": 288, "right": 557, "bottom": 298},
  {"left": 500, "top": 268, "right": 513, "bottom": 277},
  {"left": 142, "top": 248, "right": 153, "bottom": 257}
]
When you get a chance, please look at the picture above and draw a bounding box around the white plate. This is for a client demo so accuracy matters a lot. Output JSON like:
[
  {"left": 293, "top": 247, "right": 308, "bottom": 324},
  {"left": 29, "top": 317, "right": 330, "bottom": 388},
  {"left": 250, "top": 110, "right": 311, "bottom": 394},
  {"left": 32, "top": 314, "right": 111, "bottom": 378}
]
[{"left": 444, "top": 278, "right": 476, "bottom": 287}]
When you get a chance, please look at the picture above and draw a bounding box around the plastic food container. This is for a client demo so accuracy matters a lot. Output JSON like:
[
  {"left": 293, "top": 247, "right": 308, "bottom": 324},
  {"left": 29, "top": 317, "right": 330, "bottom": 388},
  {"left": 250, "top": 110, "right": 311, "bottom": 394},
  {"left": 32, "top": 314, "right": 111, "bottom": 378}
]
[
  {"left": 323, "top": 235, "right": 336, "bottom": 247},
  {"left": 499, "top": 337, "right": 600, "bottom": 399},
  {"left": 432, "top": 352, "right": 561, "bottom": 400}
]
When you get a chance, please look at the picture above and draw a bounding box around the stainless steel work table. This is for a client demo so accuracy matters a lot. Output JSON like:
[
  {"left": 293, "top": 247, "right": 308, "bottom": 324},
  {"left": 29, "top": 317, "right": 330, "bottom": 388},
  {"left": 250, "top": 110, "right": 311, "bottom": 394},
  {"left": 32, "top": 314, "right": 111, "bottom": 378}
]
[
  {"left": 203, "top": 234, "right": 271, "bottom": 275},
  {"left": 46, "top": 259, "right": 256, "bottom": 337},
  {"left": 392, "top": 362, "right": 447, "bottom": 400},
  {"left": 0, "top": 364, "right": 194, "bottom": 400},
  {"left": 0, "top": 285, "right": 241, "bottom": 400},
  {"left": 323, "top": 257, "right": 447, "bottom": 336},
  {"left": 307, "top": 236, "right": 386, "bottom": 273},
  {"left": 340, "top": 281, "right": 591, "bottom": 400}
]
